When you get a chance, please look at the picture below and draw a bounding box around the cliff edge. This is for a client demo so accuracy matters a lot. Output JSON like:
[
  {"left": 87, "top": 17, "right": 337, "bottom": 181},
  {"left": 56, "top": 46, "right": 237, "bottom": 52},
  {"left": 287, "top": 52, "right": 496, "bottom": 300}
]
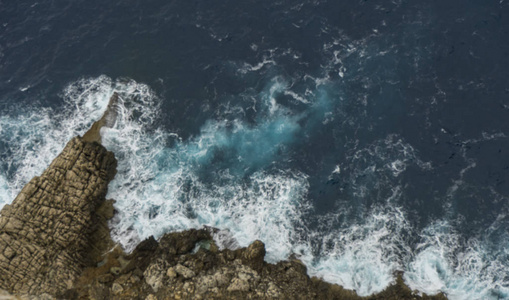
[
  {"left": 0, "top": 93, "right": 448, "bottom": 299},
  {"left": 0, "top": 137, "right": 117, "bottom": 296},
  {"left": 66, "top": 229, "right": 448, "bottom": 300}
]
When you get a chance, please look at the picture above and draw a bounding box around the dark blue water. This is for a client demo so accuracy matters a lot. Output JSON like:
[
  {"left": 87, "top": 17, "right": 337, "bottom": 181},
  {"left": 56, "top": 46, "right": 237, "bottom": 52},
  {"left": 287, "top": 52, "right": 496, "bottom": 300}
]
[{"left": 1, "top": 1, "right": 509, "bottom": 298}]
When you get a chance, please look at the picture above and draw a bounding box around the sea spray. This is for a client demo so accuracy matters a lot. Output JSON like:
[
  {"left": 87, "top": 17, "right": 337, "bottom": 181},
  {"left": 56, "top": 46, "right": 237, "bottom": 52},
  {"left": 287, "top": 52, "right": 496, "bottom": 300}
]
[
  {"left": 1, "top": 76, "right": 509, "bottom": 298},
  {"left": 0, "top": 76, "right": 116, "bottom": 205},
  {"left": 405, "top": 220, "right": 509, "bottom": 300},
  {"left": 303, "top": 202, "right": 412, "bottom": 296},
  {"left": 100, "top": 76, "right": 315, "bottom": 257}
]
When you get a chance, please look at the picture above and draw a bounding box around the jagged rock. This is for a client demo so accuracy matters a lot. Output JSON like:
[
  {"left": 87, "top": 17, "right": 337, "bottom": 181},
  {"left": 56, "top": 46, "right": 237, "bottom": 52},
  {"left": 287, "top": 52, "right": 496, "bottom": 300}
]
[
  {"left": 71, "top": 228, "right": 447, "bottom": 300},
  {"left": 82, "top": 92, "right": 119, "bottom": 144},
  {"left": 195, "top": 274, "right": 216, "bottom": 293},
  {"left": 0, "top": 137, "right": 117, "bottom": 296},
  {"left": 0, "top": 92, "right": 449, "bottom": 300},
  {"left": 266, "top": 282, "right": 282, "bottom": 298},
  {"left": 143, "top": 259, "right": 167, "bottom": 292},
  {"left": 227, "top": 277, "right": 250, "bottom": 292},
  {"left": 111, "top": 282, "right": 123, "bottom": 295},
  {"left": 242, "top": 239, "right": 265, "bottom": 269},
  {"left": 174, "top": 264, "right": 196, "bottom": 279}
]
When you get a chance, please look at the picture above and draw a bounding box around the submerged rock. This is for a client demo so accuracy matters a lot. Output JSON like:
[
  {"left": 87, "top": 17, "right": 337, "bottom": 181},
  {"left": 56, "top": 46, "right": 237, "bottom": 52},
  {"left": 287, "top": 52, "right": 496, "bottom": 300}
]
[{"left": 82, "top": 92, "right": 120, "bottom": 144}]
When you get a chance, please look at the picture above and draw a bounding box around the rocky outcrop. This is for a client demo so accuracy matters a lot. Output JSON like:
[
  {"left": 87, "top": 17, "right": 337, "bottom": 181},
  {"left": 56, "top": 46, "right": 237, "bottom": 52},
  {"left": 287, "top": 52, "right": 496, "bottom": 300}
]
[
  {"left": 0, "top": 92, "right": 448, "bottom": 299},
  {"left": 0, "top": 139, "right": 449, "bottom": 300},
  {"left": 0, "top": 93, "right": 119, "bottom": 297},
  {"left": 0, "top": 136, "right": 117, "bottom": 296},
  {"left": 66, "top": 228, "right": 448, "bottom": 300},
  {"left": 83, "top": 92, "right": 119, "bottom": 144}
]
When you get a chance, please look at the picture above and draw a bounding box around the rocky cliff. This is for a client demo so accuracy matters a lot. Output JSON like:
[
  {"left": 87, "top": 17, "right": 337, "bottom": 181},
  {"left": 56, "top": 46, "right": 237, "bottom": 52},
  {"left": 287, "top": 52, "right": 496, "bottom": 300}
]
[
  {"left": 65, "top": 228, "right": 448, "bottom": 300},
  {"left": 0, "top": 137, "right": 117, "bottom": 296},
  {"left": 0, "top": 94, "right": 448, "bottom": 299}
]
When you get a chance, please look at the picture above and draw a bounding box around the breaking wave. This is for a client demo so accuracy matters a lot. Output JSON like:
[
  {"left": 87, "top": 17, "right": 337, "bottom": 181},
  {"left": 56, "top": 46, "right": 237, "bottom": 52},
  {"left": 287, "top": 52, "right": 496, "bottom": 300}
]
[{"left": 0, "top": 76, "right": 508, "bottom": 299}]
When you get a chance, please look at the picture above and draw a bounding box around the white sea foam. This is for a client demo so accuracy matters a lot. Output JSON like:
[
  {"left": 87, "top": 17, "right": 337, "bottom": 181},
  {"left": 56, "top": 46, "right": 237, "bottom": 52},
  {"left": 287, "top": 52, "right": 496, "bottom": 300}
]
[
  {"left": 0, "top": 75, "right": 117, "bottom": 204},
  {"left": 238, "top": 57, "right": 276, "bottom": 74},
  {"left": 302, "top": 206, "right": 509, "bottom": 299},
  {"left": 284, "top": 90, "right": 310, "bottom": 104},
  {"left": 405, "top": 220, "right": 509, "bottom": 300},
  {"left": 1, "top": 75, "right": 509, "bottom": 299},
  {"left": 0, "top": 175, "right": 10, "bottom": 208},
  {"left": 303, "top": 203, "right": 412, "bottom": 296},
  {"left": 96, "top": 76, "right": 312, "bottom": 257}
]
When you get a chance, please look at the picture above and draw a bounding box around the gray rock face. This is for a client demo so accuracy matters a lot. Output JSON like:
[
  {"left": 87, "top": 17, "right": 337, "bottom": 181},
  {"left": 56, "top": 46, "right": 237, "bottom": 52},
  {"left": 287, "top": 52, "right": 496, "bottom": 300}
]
[{"left": 0, "top": 137, "right": 117, "bottom": 296}]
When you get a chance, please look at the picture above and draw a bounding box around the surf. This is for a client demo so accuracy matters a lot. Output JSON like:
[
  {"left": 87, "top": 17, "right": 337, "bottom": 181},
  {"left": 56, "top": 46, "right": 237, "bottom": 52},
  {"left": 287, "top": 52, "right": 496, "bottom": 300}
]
[{"left": 0, "top": 75, "right": 508, "bottom": 299}]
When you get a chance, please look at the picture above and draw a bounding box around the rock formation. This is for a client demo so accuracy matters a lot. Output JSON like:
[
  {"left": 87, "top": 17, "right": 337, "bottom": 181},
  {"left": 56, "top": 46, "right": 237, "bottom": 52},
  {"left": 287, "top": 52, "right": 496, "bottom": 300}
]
[
  {"left": 66, "top": 228, "right": 448, "bottom": 300},
  {"left": 0, "top": 93, "right": 449, "bottom": 299},
  {"left": 83, "top": 92, "right": 119, "bottom": 144},
  {"left": 0, "top": 93, "right": 119, "bottom": 297},
  {"left": 0, "top": 137, "right": 117, "bottom": 296}
]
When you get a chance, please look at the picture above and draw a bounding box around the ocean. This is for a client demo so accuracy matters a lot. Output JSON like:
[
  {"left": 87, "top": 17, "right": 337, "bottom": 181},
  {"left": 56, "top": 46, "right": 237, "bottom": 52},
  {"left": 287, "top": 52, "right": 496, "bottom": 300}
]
[{"left": 1, "top": 1, "right": 508, "bottom": 298}]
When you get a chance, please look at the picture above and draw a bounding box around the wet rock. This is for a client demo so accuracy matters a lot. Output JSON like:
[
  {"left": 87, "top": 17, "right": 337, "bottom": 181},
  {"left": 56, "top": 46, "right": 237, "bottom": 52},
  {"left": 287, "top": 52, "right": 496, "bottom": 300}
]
[
  {"left": 242, "top": 240, "right": 265, "bottom": 269},
  {"left": 82, "top": 92, "right": 119, "bottom": 144}
]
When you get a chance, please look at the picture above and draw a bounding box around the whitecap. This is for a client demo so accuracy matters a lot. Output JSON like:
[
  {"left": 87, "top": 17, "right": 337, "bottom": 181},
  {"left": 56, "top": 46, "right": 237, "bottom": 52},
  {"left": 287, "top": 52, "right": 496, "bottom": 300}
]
[
  {"left": 405, "top": 220, "right": 509, "bottom": 300},
  {"left": 304, "top": 204, "right": 412, "bottom": 296}
]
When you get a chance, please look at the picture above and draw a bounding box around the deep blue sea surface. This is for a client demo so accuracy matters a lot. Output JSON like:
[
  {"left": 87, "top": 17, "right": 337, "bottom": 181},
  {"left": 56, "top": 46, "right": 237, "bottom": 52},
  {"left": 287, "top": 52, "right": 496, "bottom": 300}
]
[{"left": 1, "top": 1, "right": 509, "bottom": 298}]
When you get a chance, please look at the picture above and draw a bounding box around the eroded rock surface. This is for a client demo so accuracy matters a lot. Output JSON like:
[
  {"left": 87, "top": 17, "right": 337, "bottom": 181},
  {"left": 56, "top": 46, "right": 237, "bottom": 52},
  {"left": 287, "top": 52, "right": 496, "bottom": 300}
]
[
  {"left": 68, "top": 229, "right": 448, "bottom": 300},
  {"left": 0, "top": 136, "right": 449, "bottom": 299},
  {"left": 0, "top": 92, "right": 448, "bottom": 299},
  {"left": 0, "top": 137, "right": 117, "bottom": 296}
]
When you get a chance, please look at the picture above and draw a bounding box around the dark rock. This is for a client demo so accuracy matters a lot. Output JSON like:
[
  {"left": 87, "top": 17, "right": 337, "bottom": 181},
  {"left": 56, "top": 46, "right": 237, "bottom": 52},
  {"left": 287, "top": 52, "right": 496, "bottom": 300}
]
[{"left": 240, "top": 240, "right": 265, "bottom": 271}]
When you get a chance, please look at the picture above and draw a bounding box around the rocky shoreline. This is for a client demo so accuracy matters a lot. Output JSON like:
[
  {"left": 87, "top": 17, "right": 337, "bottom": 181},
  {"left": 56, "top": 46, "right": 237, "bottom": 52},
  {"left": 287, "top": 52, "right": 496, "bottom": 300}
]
[
  {"left": 65, "top": 226, "right": 449, "bottom": 300},
  {"left": 0, "top": 97, "right": 448, "bottom": 299},
  {"left": 0, "top": 137, "right": 116, "bottom": 297}
]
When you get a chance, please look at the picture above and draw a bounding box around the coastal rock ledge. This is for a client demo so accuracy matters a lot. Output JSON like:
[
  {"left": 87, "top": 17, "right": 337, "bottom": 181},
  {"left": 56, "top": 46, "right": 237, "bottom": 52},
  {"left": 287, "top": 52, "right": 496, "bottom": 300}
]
[
  {"left": 0, "top": 137, "right": 116, "bottom": 296},
  {"left": 0, "top": 134, "right": 448, "bottom": 299}
]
